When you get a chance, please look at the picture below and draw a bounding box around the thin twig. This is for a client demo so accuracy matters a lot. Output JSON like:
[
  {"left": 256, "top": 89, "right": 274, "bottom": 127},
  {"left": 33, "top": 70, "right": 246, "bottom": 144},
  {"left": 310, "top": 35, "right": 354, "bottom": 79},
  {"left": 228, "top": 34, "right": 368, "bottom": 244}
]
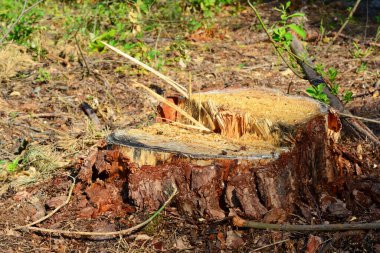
[
  {"left": 252, "top": 239, "right": 289, "bottom": 252},
  {"left": 248, "top": 1, "right": 304, "bottom": 79},
  {"left": 0, "top": 0, "right": 44, "bottom": 44},
  {"left": 337, "top": 112, "right": 380, "bottom": 124},
  {"left": 16, "top": 112, "right": 73, "bottom": 120},
  {"left": 15, "top": 176, "right": 76, "bottom": 230},
  {"left": 75, "top": 32, "right": 90, "bottom": 75},
  {"left": 325, "top": 0, "right": 362, "bottom": 52},
  {"left": 133, "top": 81, "right": 211, "bottom": 132},
  {"left": 154, "top": 28, "right": 162, "bottom": 66},
  {"left": 233, "top": 216, "right": 380, "bottom": 231},
  {"left": 101, "top": 41, "right": 188, "bottom": 97},
  {"left": 17, "top": 184, "right": 178, "bottom": 238}
]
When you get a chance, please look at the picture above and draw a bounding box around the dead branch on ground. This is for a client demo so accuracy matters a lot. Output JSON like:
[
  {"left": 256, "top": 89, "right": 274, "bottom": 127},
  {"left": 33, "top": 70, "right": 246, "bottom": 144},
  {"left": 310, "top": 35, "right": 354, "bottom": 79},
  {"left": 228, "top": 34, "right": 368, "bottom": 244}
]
[{"left": 233, "top": 216, "right": 380, "bottom": 231}]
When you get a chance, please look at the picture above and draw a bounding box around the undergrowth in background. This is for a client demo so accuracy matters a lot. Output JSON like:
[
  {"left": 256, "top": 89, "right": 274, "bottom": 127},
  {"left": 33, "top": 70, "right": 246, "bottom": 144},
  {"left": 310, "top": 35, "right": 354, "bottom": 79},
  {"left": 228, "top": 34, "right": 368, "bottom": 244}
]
[
  {"left": 0, "top": 0, "right": 45, "bottom": 46},
  {"left": 0, "top": 0, "right": 378, "bottom": 100},
  {"left": 1, "top": 0, "right": 240, "bottom": 69},
  {"left": 259, "top": 0, "right": 355, "bottom": 105}
]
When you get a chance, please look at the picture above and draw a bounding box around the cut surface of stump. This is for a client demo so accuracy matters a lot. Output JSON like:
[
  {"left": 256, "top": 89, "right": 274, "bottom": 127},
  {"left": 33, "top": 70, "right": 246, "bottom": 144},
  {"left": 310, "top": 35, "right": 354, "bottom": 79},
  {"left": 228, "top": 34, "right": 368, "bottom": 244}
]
[{"left": 92, "top": 87, "right": 334, "bottom": 220}]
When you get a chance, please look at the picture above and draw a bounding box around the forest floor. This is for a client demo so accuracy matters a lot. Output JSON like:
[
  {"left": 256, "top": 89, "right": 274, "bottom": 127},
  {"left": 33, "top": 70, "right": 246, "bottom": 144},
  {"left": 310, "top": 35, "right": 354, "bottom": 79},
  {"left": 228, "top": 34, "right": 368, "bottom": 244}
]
[{"left": 0, "top": 1, "right": 380, "bottom": 252}]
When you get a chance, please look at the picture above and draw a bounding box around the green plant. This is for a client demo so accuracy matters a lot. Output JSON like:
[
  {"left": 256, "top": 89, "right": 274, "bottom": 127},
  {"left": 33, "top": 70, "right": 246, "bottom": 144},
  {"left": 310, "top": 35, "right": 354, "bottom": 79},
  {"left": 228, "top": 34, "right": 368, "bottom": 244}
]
[
  {"left": 0, "top": 157, "right": 20, "bottom": 173},
  {"left": 187, "top": 0, "right": 234, "bottom": 18},
  {"left": 313, "top": 65, "right": 353, "bottom": 103},
  {"left": 343, "top": 90, "right": 353, "bottom": 103},
  {"left": 327, "top": 67, "right": 338, "bottom": 82},
  {"left": 0, "top": 0, "right": 44, "bottom": 46},
  {"left": 350, "top": 42, "right": 371, "bottom": 77},
  {"left": 35, "top": 67, "right": 51, "bottom": 83},
  {"left": 356, "top": 62, "right": 367, "bottom": 73},
  {"left": 188, "top": 18, "right": 203, "bottom": 31},
  {"left": 319, "top": 18, "right": 325, "bottom": 43},
  {"left": 351, "top": 42, "right": 373, "bottom": 59},
  {"left": 306, "top": 84, "right": 329, "bottom": 104},
  {"left": 272, "top": 1, "right": 306, "bottom": 46}
]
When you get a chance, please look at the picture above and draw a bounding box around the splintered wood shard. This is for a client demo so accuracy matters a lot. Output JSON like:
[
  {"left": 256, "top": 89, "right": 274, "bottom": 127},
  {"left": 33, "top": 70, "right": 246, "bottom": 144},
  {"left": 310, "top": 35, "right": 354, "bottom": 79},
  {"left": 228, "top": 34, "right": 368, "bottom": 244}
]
[
  {"left": 133, "top": 81, "right": 211, "bottom": 132},
  {"left": 101, "top": 41, "right": 188, "bottom": 97}
]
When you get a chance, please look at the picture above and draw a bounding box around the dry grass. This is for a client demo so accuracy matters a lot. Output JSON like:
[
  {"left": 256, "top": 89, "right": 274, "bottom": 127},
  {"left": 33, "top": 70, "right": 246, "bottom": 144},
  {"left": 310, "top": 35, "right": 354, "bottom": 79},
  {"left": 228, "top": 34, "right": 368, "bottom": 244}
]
[
  {"left": 22, "top": 144, "right": 66, "bottom": 175},
  {"left": 0, "top": 43, "right": 34, "bottom": 82},
  {"left": 57, "top": 119, "right": 111, "bottom": 154}
]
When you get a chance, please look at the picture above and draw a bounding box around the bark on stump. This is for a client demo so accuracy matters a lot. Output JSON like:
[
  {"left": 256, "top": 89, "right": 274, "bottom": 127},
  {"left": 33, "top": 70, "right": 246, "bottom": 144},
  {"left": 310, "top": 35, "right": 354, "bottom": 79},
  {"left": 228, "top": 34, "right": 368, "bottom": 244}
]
[{"left": 79, "top": 88, "right": 342, "bottom": 220}]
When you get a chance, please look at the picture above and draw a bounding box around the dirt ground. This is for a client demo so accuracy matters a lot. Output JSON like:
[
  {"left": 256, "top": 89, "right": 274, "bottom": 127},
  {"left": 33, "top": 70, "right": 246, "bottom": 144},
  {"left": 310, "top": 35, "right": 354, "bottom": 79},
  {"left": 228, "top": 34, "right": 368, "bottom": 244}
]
[{"left": 0, "top": 1, "right": 380, "bottom": 252}]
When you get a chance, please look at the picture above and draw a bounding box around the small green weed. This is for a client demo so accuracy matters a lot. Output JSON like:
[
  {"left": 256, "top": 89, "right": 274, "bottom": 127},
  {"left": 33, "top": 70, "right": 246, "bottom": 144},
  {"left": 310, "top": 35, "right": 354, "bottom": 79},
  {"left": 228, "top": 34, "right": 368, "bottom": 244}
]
[
  {"left": 272, "top": 1, "right": 306, "bottom": 47},
  {"left": 343, "top": 90, "right": 353, "bottom": 103},
  {"left": 306, "top": 83, "right": 329, "bottom": 104},
  {"left": 351, "top": 42, "right": 373, "bottom": 59},
  {"left": 313, "top": 64, "right": 353, "bottom": 104},
  {"left": 35, "top": 67, "right": 51, "bottom": 83},
  {"left": 0, "top": 158, "right": 20, "bottom": 173},
  {"left": 356, "top": 62, "right": 367, "bottom": 73}
]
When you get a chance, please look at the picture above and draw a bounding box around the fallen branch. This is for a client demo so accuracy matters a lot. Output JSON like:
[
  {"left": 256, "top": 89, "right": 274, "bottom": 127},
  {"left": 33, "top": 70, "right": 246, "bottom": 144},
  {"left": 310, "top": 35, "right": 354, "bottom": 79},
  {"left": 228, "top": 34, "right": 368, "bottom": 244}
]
[
  {"left": 75, "top": 32, "right": 90, "bottom": 75},
  {"left": 15, "top": 176, "right": 76, "bottom": 230},
  {"left": 16, "top": 113, "right": 74, "bottom": 120},
  {"left": 16, "top": 184, "right": 178, "bottom": 238},
  {"left": 233, "top": 216, "right": 380, "bottom": 231},
  {"left": 337, "top": 112, "right": 380, "bottom": 125}
]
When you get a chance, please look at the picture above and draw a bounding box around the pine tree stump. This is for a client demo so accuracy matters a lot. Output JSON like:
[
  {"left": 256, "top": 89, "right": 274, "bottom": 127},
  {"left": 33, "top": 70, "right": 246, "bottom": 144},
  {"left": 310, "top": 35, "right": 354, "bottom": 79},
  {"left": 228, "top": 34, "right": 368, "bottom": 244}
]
[{"left": 89, "top": 87, "right": 336, "bottom": 220}]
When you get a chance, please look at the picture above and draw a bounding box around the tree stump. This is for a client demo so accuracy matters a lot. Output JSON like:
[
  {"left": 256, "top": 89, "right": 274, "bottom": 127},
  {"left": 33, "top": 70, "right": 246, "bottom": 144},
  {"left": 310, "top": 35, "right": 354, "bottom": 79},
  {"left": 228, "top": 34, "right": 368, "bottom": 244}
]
[{"left": 79, "top": 88, "right": 342, "bottom": 220}]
